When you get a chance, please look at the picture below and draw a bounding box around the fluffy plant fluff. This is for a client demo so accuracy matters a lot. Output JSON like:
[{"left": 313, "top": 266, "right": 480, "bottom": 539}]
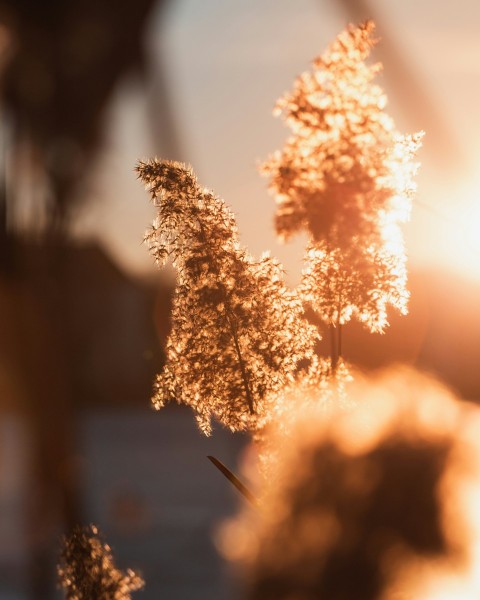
[
  {"left": 261, "top": 21, "right": 423, "bottom": 333},
  {"left": 58, "top": 525, "right": 144, "bottom": 600},
  {"left": 137, "top": 159, "right": 319, "bottom": 435}
]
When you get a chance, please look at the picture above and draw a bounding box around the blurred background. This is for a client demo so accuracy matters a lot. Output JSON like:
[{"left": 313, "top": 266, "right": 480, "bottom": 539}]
[{"left": 0, "top": 0, "right": 479, "bottom": 598}]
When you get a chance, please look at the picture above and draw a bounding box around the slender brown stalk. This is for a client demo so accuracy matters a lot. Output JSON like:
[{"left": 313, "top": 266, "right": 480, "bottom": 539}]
[
  {"left": 330, "top": 323, "right": 338, "bottom": 372},
  {"left": 337, "top": 322, "right": 342, "bottom": 364},
  {"left": 207, "top": 456, "right": 258, "bottom": 508}
]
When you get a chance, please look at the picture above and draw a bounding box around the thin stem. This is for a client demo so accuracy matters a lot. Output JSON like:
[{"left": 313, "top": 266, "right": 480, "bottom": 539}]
[
  {"left": 337, "top": 321, "right": 342, "bottom": 364},
  {"left": 207, "top": 455, "right": 258, "bottom": 508},
  {"left": 226, "top": 311, "right": 255, "bottom": 414},
  {"left": 330, "top": 323, "right": 338, "bottom": 372}
]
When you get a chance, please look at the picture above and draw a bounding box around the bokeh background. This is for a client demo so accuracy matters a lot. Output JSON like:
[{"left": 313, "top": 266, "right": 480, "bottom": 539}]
[{"left": 0, "top": 0, "right": 479, "bottom": 598}]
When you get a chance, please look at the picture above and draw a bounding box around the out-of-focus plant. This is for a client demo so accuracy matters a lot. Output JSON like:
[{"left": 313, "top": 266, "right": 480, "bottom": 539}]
[
  {"left": 261, "top": 20, "right": 422, "bottom": 366},
  {"left": 58, "top": 524, "right": 144, "bottom": 600},
  {"left": 219, "top": 368, "right": 480, "bottom": 600}
]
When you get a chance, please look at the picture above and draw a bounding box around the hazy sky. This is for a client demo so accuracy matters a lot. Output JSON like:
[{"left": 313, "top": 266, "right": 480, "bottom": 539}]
[{"left": 76, "top": 0, "right": 480, "bottom": 283}]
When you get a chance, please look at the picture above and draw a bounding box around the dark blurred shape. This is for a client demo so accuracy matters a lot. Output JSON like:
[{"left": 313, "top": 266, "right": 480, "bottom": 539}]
[
  {"left": 0, "top": 240, "right": 166, "bottom": 596},
  {"left": 0, "top": 240, "right": 165, "bottom": 409},
  {"left": 240, "top": 369, "right": 480, "bottom": 600},
  {"left": 249, "top": 440, "right": 449, "bottom": 600},
  {"left": 0, "top": 0, "right": 158, "bottom": 231},
  {"left": 0, "top": 1, "right": 176, "bottom": 597}
]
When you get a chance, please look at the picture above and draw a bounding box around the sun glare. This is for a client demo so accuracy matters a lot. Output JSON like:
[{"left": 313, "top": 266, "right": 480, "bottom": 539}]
[
  {"left": 416, "top": 170, "right": 480, "bottom": 281},
  {"left": 459, "top": 180, "right": 480, "bottom": 261}
]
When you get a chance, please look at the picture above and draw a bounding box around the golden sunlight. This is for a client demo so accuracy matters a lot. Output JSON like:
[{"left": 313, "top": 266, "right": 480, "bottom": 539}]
[
  {"left": 414, "top": 169, "right": 480, "bottom": 282},
  {"left": 457, "top": 179, "right": 480, "bottom": 266}
]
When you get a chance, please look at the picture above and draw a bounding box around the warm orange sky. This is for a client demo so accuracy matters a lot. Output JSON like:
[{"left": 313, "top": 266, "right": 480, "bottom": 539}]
[{"left": 75, "top": 0, "right": 480, "bottom": 284}]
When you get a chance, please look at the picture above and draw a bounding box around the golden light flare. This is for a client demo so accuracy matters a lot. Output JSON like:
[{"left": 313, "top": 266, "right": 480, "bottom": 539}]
[
  {"left": 413, "top": 168, "right": 480, "bottom": 281},
  {"left": 454, "top": 176, "right": 480, "bottom": 266}
]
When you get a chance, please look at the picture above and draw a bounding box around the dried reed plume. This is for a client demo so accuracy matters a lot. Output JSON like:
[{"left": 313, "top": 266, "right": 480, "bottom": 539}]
[
  {"left": 58, "top": 524, "right": 144, "bottom": 599},
  {"left": 261, "top": 21, "right": 423, "bottom": 334},
  {"left": 137, "top": 159, "right": 319, "bottom": 435}
]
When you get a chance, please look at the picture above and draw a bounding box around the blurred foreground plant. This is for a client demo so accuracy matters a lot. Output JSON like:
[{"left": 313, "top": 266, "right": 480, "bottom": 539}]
[{"left": 219, "top": 369, "right": 480, "bottom": 600}]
